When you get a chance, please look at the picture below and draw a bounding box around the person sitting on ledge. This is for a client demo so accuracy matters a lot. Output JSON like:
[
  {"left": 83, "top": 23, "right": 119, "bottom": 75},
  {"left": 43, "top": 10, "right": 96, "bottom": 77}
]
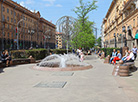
[
  {"left": 124, "top": 50, "right": 135, "bottom": 63},
  {"left": 121, "top": 50, "right": 128, "bottom": 61},
  {"left": 1, "top": 51, "right": 6, "bottom": 65},
  {"left": 110, "top": 49, "right": 117, "bottom": 63},
  {"left": 5, "top": 50, "right": 12, "bottom": 67},
  {"left": 100, "top": 50, "right": 105, "bottom": 59},
  {"left": 112, "top": 50, "right": 122, "bottom": 65},
  {"left": 98, "top": 51, "right": 102, "bottom": 57}
]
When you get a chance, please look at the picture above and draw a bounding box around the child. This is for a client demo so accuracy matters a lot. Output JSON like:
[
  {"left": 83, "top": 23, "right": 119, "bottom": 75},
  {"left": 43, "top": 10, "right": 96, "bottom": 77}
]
[{"left": 80, "top": 52, "right": 84, "bottom": 62}]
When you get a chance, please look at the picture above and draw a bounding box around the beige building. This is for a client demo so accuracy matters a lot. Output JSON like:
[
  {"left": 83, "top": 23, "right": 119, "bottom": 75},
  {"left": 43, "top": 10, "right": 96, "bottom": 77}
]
[
  {"left": 103, "top": 0, "right": 138, "bottom": 49},
  {"left": 0, "top": 0, "right": 56, "bottom": 50},
  {"left": 55, "top": 32, "right": 63, "bottom": 49}
]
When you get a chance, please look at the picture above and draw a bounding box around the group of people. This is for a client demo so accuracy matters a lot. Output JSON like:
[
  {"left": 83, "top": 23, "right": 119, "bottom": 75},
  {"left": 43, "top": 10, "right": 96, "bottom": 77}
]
[
  {"left": 98, "top": 50, "right": 105, "bottom": 59},
  {"left": 110, "top": 46, "right": 138, "bottom": 65},
  {"left": 1, "top": 50, "right": 11, "bottom": 67}
]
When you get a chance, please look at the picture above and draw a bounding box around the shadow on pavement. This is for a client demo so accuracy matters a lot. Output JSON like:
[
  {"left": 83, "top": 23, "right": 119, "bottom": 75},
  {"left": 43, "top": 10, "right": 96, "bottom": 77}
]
[
  {"left": 130, "top": 66, "right": 138, "bottom": 73},
  {"left": 0, "top": 68, "right": 4, "bottom": 73}
]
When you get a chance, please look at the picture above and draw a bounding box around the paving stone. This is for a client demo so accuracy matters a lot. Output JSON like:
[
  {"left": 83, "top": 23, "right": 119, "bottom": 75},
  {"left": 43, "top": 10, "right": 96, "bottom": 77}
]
[
  {"left": 34, "top": 81, "right": 67, "bottom": 88},
  {"left": 52, "top": 72, "right": 74, "bottom": 76}
]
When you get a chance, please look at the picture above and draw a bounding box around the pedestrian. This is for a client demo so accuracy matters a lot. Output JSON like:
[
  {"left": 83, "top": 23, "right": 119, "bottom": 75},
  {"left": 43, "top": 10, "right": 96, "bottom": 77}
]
[
  {"left": 132, "top": 45, "right": 138, "bottom": 60},
  {"left": 110, "top": 49, "right": 117, "bottom": 63},
  {"left": 77, "top": 47, "right": 82, "bottom": 58}
]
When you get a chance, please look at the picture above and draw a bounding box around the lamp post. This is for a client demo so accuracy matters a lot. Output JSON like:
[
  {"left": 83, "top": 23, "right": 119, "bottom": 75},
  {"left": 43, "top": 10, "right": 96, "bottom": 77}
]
[
  {"left": 122, "top": 26, "right": 127, "bottom": 47},
  {"left": 17, "top": 19, "right": 23, "bottom": 50},
  {"left": 28, "top": 29, "right": 35, "bottom": 48},
  {"left": 43, "top": 30, "right": 51, "bottom": 49},
  {"left": 114, "top": 33, "right": 117, "bottom": 48}
]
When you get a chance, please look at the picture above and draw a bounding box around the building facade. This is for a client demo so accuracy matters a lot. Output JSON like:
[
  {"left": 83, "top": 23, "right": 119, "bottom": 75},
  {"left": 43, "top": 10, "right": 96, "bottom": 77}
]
[
  {"left": 0, "top": 0, "right": 56, "bottom": 51},
  {"left": 103, "top": 0, "right": 138, "bottom": 49},
  {"left": 101, "top": 23, "right": 105, "bottom": 48},
  {"left": 55, "top": 32, "right": 62, "bottom": 49}
]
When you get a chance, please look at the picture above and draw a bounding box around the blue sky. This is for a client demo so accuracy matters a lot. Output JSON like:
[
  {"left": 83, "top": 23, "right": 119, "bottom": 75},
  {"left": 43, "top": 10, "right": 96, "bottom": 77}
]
[{"left": 13, "top": 0, "right": 112, "bottom": 38}]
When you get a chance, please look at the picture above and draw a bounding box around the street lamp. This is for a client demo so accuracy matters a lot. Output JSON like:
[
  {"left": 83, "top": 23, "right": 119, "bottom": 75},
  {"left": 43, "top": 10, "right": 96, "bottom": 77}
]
[
  {"left": 114, "top": 33, "right": 117, "bottom": 48},
  {"left": 122, "top": 26, "right": 127, "bottom": 47},
  {"left": 17, "top": 19, "right": 23, "bottom": 50},
  {"left": 28, "top": 28, "right": 35, "bottom": 48}
]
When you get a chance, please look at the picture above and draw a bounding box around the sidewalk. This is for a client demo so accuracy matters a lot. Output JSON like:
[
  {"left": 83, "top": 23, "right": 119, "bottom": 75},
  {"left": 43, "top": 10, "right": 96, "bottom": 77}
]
[{"left": 0, "top": 55, "right": 138, "bottom": 102}]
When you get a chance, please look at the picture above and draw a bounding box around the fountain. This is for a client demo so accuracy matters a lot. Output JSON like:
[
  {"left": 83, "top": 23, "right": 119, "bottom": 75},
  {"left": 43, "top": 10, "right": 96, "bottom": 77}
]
[{"left": 33, "top": 54, "right": 92, "bottom": 71}]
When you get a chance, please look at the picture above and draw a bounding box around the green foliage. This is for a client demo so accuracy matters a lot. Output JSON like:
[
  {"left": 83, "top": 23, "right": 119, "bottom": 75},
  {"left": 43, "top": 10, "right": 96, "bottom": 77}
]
[
  {"left": 97, "top": 37, "right": 101, "bottom": 47},
  {"left": 73, "top": 0, "right": 97, "bottom": 25},
  {"left": 71, "top": 0, "right": 97, "bottom": 49},
  {"left": 97, "top": 48, "right": 121, "bottom": 57},
  {"left": 10, "top": 49, "right": 72, "bottom": 60},
  {"left": 10, "top": 49, "right": 48, "bottom": 60},
  {"left": 50, "top": 49, "right": 72, "bottom": 54}
]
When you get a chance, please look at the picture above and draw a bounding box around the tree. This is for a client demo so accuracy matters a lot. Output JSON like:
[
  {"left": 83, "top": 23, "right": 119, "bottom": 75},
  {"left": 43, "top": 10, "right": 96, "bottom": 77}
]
[
  {"left": 97, "top": 37, "right": 101, "bottom": 47},
  {"left": 71, "top": 0, "right": 97, "bottom": 49},
  {"left": 73, "top": 0, "right": 97, "bottom": 26}
]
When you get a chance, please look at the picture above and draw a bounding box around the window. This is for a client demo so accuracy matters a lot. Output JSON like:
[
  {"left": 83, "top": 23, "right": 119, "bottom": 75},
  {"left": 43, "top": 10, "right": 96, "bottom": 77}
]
[
  {"left": 8, "top": 32, "right": 9, "bottom": 37},
  {"left": 7, "top": 8, "right": 9, "bottom": 13},
  {"left": 3, "top": 6, "right": 5, "bottom": 12},
  {"left": 14, "top": 19, "right": 16, "bottom": 23},
  {"left": 11, "top": 10, "right": 13, "bottom": 15},
  {"left": 7, "top": 24, "right": 9, "bottom": 29},
  {"left": 133, "top": 19, "right": 135, "bottom": 27},
  {"left": 14, "top": 12, "right": 16, "bottom": 16},
  {"left": 7, "top": 16, "right": 9, "bottom": 21},
  {"left": 12, "top": 33, "right": 13, "bottom": 37},
  {"left": 11, "top": 18, "right": 13, "bottom": 23},
  {"left": 2, "top": 15, "right": 5, "bottom": 21},
  {"left": 11, "top": 25, "right": 13, "bottom": 29}
]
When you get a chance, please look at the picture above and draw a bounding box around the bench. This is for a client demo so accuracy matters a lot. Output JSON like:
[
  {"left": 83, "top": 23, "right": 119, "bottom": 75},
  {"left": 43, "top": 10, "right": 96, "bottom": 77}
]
[
  {"left": 112, "top": 62, "right": 135, "bottom": 77},
  {"left": 11, "top": 58, "right": 31, "bottom": 65}
]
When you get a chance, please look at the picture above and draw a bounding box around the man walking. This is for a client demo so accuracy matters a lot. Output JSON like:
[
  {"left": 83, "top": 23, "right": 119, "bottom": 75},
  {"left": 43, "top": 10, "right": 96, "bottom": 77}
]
[{"left": 132, "top": 45, "right": 138, "bottom": 60}]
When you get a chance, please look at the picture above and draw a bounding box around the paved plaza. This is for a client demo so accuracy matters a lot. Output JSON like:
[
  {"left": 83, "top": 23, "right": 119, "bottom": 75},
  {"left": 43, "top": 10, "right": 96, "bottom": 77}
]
[{"left": 0, "top": 55, "right": 138, "bottom": 102}]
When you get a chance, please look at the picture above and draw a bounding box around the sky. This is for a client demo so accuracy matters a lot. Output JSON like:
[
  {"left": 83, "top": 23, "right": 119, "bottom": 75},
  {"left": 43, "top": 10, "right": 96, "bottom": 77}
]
[{"left": 13, "top": 0, "right": 112, "bottom": 38}]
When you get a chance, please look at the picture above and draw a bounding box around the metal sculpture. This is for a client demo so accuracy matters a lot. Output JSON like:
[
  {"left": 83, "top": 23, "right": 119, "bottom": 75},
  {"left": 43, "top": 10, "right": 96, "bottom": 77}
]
[{"left": 56, "top": 16, "right": 77, "bottom": 53}]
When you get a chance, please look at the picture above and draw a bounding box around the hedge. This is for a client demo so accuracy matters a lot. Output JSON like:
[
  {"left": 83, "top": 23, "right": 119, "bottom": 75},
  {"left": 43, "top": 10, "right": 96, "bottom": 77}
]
[
  {"left": 96, "top": 48, "right": 122, "bottom": 57},
  {"left": 10, "top": 49, "right": 48, "bottom": 60},
  {"left": 10, "top": 49, "right": 72, "bottom": 60}
]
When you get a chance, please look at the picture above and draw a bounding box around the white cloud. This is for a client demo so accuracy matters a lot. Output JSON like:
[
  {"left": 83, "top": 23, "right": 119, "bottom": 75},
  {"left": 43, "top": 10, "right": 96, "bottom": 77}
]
[
  {"left": 20, "top": 1, "right": 25, "bottom": 6},
  {"left": 25, "top": 0, "right": 34, "bottom": 4},
  {"left": 56, "top": 4, "right": 62, "bottom": 7},
  {"left": 43, "top": 0, "right": 56, "bottom": 7}
]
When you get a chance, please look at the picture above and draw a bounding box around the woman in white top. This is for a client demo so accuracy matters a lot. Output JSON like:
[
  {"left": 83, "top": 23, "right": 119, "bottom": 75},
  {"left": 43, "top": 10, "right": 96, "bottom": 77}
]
[{"left": 124, "top": 50, "right": 135, "bottom": 63}]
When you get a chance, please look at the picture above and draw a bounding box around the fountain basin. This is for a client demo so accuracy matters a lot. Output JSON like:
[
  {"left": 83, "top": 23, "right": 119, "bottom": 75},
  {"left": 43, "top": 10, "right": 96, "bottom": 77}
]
[{"left": 33, "top": 64, "right": 92, "bottom": 71}]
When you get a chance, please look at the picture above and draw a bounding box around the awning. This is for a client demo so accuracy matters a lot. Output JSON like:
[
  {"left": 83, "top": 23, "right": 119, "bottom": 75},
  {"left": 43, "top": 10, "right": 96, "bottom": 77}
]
[{"left": 135, "top": 33, "right": 138, "bottom": 39}]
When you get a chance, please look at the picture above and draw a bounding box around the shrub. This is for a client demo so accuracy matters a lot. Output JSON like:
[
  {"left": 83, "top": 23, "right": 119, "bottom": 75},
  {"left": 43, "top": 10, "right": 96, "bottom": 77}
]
[
  {"left": 10, "top": 49, "right": 72, "bottom": 60},
  {"left": 96, "top": 48, "right": 122, "bottom": 57},
  {"left": 10, "top": 49, "right": 48, "bottom": 60}
]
